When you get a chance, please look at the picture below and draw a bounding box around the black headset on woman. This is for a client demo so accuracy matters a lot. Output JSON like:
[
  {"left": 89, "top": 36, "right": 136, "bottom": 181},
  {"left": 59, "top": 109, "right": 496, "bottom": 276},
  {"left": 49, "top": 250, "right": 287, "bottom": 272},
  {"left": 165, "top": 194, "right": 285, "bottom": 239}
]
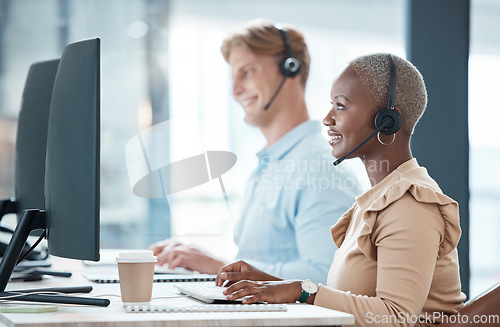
[{"left": 333, "top": 53, "right": 402, "bottom": 166}]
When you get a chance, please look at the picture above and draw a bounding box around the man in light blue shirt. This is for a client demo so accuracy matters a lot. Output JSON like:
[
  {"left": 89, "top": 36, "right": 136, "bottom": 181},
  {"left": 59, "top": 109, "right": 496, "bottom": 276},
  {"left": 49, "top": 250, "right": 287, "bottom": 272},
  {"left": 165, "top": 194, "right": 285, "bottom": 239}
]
[{"left": 149, "top": 20, "right": 366, "bottom": 284}]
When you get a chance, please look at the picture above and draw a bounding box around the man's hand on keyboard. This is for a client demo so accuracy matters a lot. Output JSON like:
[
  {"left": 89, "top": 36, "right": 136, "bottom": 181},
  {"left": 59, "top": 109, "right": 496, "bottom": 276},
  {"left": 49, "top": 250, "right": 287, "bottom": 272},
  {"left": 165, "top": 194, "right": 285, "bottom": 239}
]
[{"left": 148, "top": 239, "right": 227, "bottom": 274}]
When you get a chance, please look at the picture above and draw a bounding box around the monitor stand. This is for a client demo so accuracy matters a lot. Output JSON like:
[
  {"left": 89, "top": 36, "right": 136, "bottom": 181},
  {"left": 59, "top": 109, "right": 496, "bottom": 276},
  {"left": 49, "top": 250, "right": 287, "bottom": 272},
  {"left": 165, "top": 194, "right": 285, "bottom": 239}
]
[{"left": 0, "top": 209, "right": 109, "bottom": 306}]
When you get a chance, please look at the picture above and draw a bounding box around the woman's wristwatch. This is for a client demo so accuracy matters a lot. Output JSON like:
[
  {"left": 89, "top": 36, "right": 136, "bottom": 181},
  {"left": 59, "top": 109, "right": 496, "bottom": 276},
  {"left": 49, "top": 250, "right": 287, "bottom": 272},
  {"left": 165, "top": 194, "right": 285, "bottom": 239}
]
[{"left": 299, "top": 279, "right": 318, "bottom": 303}]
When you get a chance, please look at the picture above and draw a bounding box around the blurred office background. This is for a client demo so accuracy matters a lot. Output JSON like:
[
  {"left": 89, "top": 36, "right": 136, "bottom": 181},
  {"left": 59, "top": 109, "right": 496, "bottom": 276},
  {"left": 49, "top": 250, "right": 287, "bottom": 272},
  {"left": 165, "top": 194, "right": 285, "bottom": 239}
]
[{"left": 0, "top": 0, "right": 498, "bottom": 298}]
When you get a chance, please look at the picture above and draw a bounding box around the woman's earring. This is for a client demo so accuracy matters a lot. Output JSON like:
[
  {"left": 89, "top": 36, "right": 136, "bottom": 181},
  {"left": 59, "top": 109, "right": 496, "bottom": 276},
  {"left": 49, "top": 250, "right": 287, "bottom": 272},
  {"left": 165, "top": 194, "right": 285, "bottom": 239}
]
[{"left": 377, "top": 132, "right": 396, "bottom": 145}]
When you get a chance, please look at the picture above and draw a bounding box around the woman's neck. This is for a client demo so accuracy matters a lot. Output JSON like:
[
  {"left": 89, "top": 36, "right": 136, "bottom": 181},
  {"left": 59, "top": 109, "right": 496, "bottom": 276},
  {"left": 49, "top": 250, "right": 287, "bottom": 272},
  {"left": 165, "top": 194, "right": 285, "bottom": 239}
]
[{"left": 362, "top": 146, "right": 413, "bottom": 187}]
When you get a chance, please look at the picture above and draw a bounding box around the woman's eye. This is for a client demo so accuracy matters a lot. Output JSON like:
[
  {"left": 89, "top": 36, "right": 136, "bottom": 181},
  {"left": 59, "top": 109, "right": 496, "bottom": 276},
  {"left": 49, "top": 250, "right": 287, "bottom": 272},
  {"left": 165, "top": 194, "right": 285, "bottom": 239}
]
[{"left": 336, "top": 103, "right": 345, "bottom": 110}]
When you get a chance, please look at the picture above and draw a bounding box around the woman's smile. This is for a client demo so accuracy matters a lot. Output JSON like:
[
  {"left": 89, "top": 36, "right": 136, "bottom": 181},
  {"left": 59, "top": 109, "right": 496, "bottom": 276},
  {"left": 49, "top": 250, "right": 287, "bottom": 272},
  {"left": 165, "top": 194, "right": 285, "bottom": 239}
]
[{"left": 327, "top": 129, "right": 343, "bottom": 146}]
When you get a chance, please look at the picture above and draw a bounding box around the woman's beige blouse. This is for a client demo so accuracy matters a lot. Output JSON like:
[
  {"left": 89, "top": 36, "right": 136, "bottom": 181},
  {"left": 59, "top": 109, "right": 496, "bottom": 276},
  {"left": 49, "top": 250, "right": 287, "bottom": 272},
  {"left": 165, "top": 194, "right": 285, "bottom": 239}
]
[{"left": 314, "top": 159, "right": 466, "bottom": 327}]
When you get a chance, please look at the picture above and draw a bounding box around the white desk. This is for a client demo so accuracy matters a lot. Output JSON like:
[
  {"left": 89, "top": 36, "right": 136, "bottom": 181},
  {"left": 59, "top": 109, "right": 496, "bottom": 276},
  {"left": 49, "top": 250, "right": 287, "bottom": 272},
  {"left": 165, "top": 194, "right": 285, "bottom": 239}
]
[{"left": 1, "top": 257, "right": 354, "bottom": 327}]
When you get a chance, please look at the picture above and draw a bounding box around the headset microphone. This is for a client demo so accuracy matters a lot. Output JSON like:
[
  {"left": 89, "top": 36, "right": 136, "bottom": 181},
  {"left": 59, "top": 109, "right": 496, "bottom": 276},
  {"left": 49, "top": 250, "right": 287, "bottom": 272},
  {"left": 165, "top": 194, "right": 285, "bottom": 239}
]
[
  {"left": 333, "top": 53, "right": 402, "bottom": 166},
  {"left": 264, "top": 25, "right": 301, "bottom": 111},
  {"left": 333, "top": 119, "right": 391, "bottom": 166},
  {"left": 264, "top": 76, "right": 287, "bottom": 110}
]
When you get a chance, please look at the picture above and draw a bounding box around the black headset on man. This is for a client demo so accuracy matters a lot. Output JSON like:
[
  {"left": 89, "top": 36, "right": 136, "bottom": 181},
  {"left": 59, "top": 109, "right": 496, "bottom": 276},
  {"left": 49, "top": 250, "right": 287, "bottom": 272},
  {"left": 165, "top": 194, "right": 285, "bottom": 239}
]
[{"left": 263, "top": 25, "right": 301, "bottom": 110}]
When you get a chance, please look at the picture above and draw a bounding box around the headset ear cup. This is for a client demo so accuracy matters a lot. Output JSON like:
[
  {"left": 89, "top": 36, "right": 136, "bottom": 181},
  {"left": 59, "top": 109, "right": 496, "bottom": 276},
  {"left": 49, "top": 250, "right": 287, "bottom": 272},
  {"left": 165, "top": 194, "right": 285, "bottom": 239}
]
[
  {"left": 375, "top": 108, "right": 402, "bottom": 135},
  {"left": 279, "top": 57, "right": 301, "bottom": 77}
]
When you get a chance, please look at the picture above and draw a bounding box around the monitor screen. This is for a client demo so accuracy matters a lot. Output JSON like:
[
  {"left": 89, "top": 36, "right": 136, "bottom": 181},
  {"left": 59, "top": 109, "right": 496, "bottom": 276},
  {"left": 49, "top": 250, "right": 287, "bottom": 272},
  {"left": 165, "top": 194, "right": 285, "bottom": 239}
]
[
  {"left": 0, "top": 59, "right": 59, "bottom": 221},
  {"left": 44, "top": 37, "right": 101, "bottom": 261},
  {"left": 15, "top": 59, "right": 60, "bottom": 218}
]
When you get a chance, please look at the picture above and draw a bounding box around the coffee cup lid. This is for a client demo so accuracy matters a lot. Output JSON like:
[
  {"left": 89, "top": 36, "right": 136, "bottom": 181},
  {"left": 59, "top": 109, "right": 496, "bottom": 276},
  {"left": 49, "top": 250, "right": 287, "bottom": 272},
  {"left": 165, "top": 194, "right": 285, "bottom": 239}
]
[{"left": 116, "top": 250, "right": 158, "bottom": 263}]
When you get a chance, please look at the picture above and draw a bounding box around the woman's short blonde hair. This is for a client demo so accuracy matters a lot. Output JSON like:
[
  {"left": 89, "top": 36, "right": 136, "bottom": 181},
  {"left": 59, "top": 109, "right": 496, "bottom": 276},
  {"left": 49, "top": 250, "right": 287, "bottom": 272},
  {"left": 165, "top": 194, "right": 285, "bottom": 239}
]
[
  {"left": 348, "top": 53, "right": 427, "bottom": 135},
  {"left": 221, "top": 19, "right": 311, "bottom": 88}
]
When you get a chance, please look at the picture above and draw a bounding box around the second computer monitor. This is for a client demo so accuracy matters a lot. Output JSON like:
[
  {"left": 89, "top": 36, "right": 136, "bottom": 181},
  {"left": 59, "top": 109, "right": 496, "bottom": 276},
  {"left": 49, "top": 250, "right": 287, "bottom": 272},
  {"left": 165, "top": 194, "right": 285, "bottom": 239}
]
[
  {"left": 44, "top": 37, "right": 101, "bottom": 261},
  {"left": 15, "top": 59, "right": 60, "bottom": 218}
]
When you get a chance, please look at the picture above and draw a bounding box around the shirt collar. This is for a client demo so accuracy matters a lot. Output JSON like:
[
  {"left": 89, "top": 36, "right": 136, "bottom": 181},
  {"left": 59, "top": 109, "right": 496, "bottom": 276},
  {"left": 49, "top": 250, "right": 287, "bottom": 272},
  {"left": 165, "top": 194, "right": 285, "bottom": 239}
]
[
  {"left": 256, "top": 120, "right": 321, "bottom": 163},
  {"left": 355, "top": 158, "right": 419, "bottom": 206}
]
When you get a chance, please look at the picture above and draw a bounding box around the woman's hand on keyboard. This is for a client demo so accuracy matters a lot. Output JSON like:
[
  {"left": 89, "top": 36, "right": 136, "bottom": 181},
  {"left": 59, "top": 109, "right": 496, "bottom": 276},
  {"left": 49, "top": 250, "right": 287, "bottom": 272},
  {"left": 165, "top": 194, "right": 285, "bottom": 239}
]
[
  {"left": 216, "top": 260, "right": 282, "bottom": 287},
  {"left": 222, "top": 280, "right": 302, "bottom": 304}
]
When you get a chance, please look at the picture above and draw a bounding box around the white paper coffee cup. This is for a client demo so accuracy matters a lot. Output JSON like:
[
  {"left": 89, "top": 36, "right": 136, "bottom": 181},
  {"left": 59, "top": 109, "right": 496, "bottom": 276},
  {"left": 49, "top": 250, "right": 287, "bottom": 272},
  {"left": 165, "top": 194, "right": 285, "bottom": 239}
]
[{"left": 116, "top": 250, "right": 157, "bottom": 306}]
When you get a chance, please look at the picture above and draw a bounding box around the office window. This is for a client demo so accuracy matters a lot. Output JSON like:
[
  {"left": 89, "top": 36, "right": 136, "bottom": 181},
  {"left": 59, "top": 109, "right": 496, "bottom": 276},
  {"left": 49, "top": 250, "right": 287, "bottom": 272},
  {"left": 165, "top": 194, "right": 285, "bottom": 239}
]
[
  {"left": 0, "top": 1, "right": 404, "bottom": 258},
  {"left": 469, "top": 0, "right": 500, "bottom": 298}
]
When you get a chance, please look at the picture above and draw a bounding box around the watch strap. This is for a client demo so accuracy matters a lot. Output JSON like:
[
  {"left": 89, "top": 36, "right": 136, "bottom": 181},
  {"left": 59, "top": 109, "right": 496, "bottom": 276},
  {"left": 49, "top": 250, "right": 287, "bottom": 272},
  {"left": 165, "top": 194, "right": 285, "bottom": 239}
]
[{"left": 299, "top": 290, "right": 310, "bottom": 303}]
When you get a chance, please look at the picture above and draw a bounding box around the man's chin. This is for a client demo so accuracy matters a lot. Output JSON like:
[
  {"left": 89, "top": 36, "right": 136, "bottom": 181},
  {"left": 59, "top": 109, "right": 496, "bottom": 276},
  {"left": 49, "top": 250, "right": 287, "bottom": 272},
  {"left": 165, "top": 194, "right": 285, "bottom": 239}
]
[{"left": 243, "top": 114, "right": 262, "bottom": 127}]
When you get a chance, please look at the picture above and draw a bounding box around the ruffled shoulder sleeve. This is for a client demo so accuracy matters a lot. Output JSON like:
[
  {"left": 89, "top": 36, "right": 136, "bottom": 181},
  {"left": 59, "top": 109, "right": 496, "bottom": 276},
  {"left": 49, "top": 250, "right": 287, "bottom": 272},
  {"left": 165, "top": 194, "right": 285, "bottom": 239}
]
[{"left": 332, "top": 180, "right": 461, "bottom": 261}]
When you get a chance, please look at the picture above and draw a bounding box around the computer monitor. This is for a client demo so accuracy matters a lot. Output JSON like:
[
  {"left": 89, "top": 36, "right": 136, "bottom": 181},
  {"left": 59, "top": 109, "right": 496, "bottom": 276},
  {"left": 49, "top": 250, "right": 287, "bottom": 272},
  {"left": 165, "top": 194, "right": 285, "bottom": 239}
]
[
  {"left": 0, "top": 59, "right": 59, "bottom": 260},
  {"left": 44, "top": 37, "right": 100, "bottom": 261},
  {"left": 0, "top": 38, "right": 108, "bottom": 306},
  {"left": 0, "top": 59, "right": 59, "bottom": 222}
]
